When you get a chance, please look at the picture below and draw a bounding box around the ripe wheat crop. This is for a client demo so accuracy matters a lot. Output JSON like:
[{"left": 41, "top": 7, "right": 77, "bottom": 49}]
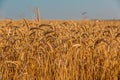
[{"left": 0, "top": 19, "right": 119, "bottom": 80}]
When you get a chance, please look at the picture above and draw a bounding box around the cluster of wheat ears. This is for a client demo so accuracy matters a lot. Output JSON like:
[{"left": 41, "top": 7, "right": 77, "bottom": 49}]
[{"left": 0, "top": 19, "right": 119, "bottom": 80}]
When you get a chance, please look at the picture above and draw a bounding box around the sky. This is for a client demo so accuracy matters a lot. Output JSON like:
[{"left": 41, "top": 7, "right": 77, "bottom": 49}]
[{"left": 0, "top": 0, "right": 120, "bottom": 20}]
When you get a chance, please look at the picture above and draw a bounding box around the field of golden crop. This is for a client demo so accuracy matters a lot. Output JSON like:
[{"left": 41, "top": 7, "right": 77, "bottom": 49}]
[{"left": 0, "top": 19, "right": 119, "bottom": 80}]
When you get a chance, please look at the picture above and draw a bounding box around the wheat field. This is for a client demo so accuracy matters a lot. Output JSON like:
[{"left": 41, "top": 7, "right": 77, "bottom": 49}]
[{"left": 0, "top": 19, "right": 119, "bottom": 80}]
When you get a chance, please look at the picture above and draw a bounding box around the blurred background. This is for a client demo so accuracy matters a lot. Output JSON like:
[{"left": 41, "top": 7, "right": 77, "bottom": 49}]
[{"left": 0, "top": 0, "right": 120, "bottom": 20}]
